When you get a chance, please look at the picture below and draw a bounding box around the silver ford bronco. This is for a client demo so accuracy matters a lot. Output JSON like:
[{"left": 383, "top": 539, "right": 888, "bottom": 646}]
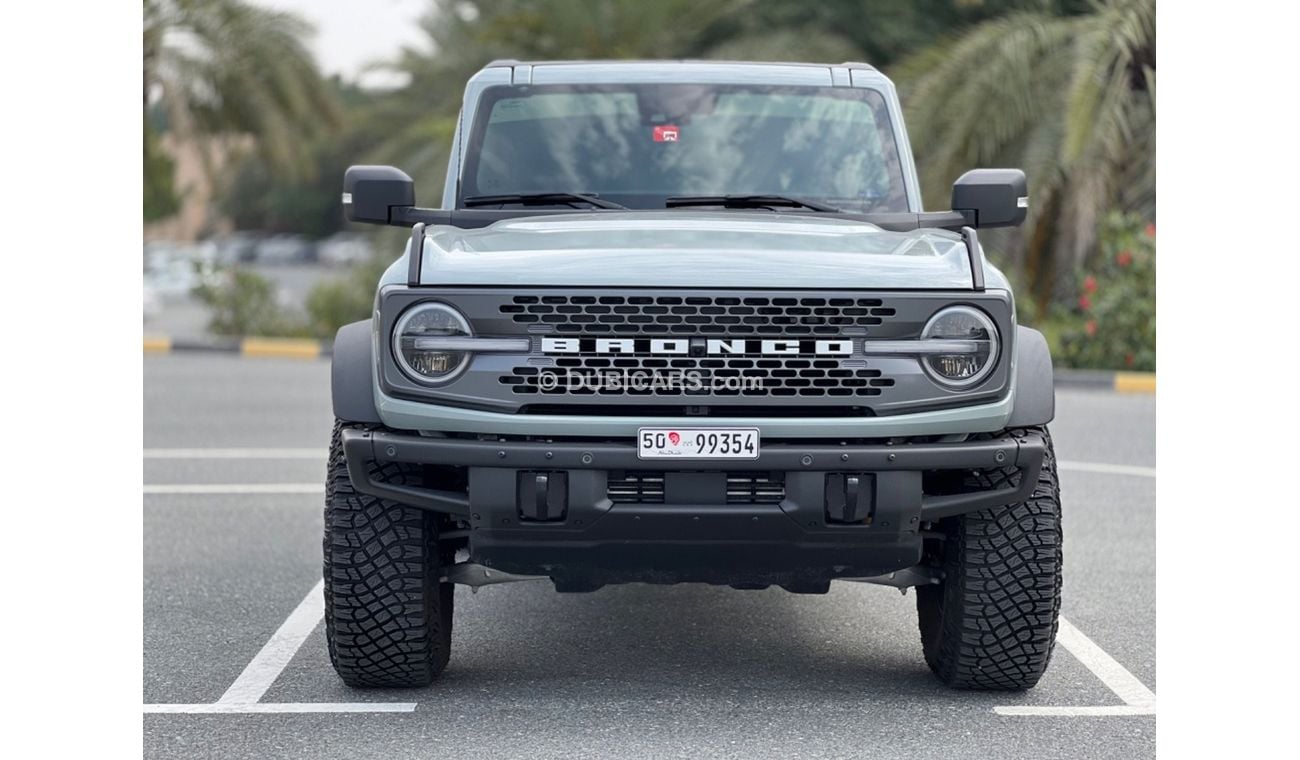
[{"left": 327, "top": 60, "right": 1060, "bottom": 691}]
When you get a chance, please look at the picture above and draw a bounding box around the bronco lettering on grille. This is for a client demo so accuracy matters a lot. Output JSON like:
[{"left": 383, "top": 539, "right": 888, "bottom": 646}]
[{"left": 540, "top": 338, "right": 853, "bottom": 356}]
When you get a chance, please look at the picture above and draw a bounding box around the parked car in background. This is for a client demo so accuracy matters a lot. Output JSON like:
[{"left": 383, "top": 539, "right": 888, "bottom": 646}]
[
  {"left": 216, "top": 232, "right": 262, "bottom": 265},
  {"left": 255, "top": 234, "right": 316, "bottom": 264},
  {"left": 318, "top": 232, "right": 374, "bottom": 267},
  {"left": 144, "top": 241, "right": 197, "bottom": 298},
  {"left": 143, "top": 283, "right": 162, "bottom": 323}
]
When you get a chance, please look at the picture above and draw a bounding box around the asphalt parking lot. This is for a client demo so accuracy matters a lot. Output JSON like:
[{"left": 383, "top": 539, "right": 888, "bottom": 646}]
[{"left": 143, "top": 353, "right": 1155, "bottom": 759}]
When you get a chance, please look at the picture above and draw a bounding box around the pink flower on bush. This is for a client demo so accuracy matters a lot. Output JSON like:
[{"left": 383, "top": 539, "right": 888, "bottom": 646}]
[
  {"left": 1085, "top": 320, "right": 1097, "bottom": 337},
  {"left": 1078, "top": 294, "right": 1092, "bottom": 311},
  {"left": 1144, "top": 223, "right": 1156, "bottom": 238},
  {"left": 1083, "top": 275, "right": 1098, "bottom": 294},
  {"left": 1116, "top": 250, "right": 1133, "bottom": 268},
  {"left": 1125, "top": 353, "right": 1135, "bottom": 367}
]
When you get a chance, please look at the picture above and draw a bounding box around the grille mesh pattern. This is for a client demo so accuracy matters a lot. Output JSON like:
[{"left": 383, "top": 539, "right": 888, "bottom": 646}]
[
  {"left": 500, "top": 295, "right": 897, "bottom": 335},
  {"left": 500, "top": 357, "right": 894, "bottom": 397}
]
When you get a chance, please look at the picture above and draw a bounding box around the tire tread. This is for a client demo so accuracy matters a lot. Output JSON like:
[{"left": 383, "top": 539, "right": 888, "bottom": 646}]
[
  {"left": 917, "top": 426, "right": 1062, "bottom": 690},
  {"left": 323, "top": 421, "right": 452, "bottom": 688}
]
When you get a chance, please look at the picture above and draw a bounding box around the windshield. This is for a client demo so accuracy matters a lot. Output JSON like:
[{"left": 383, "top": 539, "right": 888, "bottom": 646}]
[{"left": 460, "top": 83, "right": 910, "bottom": 213}]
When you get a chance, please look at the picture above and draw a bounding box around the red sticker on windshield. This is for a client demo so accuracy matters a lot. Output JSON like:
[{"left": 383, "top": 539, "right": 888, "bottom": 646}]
[{"left": 653, "top": 125, "right": 680, "bottom": 142}]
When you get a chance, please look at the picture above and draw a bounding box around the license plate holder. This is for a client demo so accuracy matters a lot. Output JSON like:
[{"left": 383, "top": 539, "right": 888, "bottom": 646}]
[{"left": 637, "top": 427, "right": 760, "bottom": 460}]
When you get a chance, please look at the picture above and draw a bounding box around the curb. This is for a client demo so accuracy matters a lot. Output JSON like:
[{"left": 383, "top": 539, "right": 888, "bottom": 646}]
[
  {"left": 144, "top": 336, "right": 331, "bottom": 360},
  {"left": 1054, "top": 369, "right": 1155, "bottom": 394},
  {"left": 142, "top": 336, "right": 1155, "bottom": 393}
]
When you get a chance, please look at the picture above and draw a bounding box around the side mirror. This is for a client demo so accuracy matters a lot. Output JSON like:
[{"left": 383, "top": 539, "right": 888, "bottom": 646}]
[
  {"left": 951, "top": 169, "right": 1028, "bottom": 228},
  {"left": 343, "top": 165, "right": 415, "bottom": 225}
]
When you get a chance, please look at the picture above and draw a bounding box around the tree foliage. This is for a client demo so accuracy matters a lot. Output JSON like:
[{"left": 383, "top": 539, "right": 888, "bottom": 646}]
[
  {"left": 144, "top": 122, "right": 181, "bottom": 222},
  {"left": 174, "top": 0, "right": 1156, "bottom": 369},
  {"left": 143, "top": 0, "right": 342, "bottom": 186},
  {"left": 1055, "top": 212, "right": 1155, "bottom": 371},
  {"left": 895, "top": 0, "right": 1155, "bottom": 307}
]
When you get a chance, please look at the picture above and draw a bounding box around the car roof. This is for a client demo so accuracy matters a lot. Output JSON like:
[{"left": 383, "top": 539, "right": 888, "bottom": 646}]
[
  {"left": 474, "top": 60, "right": 888, "bottom": 89},
  {"left": 484, "top": 59, "right": 876, "bottom": 71}
]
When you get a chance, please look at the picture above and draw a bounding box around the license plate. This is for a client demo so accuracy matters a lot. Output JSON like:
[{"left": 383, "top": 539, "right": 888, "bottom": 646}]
[{"left": 637, "top": 427, "right": 760, "bottom": 460}]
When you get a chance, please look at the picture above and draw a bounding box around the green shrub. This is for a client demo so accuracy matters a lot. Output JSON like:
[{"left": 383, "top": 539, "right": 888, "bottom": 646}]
[
  {"left": 304, "top": 255, "right": 392, "bottom": 338},
  {"left": 192, "top": 268, "right": 308, "bottom": 337},
  {"left": 1054, "top": 212, "right": 1156, "bottom": 371}
]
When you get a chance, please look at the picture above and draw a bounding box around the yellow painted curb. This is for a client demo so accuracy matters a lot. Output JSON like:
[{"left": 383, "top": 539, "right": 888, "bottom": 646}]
[
  {"left": 143, "top": 336, "right": 172, "bottom": 353},
  {"left": 1114, "top": 372, "right": 1156, "bottom": 394},
  {"left": 240, "top": 337, "right": 322, "bottom": 360}
]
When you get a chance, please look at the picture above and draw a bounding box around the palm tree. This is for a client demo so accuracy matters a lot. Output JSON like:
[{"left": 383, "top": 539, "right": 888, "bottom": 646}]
[
  {"left": 143, "top": 0, "right": 341, "bottom": 216},
  {"left": 895, "top": 0, "right": 1154, "bottom": 307}
]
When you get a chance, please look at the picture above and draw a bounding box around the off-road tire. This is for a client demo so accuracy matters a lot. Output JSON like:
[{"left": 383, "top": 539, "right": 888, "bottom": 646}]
[
  {"left": 323, "top": 420, "right": 454, "bottom": 687},
  {"left": 916, "top": 426, "right": 1062, "bottom": 690}
]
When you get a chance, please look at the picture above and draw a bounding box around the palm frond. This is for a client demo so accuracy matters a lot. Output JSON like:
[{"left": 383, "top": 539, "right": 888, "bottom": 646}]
[{"left": 896, "top": 0, "right": 1155, "bottom": 303}]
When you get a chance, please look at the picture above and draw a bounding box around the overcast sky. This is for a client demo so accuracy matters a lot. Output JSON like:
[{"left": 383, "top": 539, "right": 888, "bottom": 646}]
[{"left": 250, "top": 0, "right": 431, "bottom": 87}]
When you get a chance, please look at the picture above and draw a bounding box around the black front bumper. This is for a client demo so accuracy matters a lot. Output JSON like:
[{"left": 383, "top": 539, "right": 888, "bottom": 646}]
[{"left": 341, "top": 428, "right": 1045, "bottom": 589}]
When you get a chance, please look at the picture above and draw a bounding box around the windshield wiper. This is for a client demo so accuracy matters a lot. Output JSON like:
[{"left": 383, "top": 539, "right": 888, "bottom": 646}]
[
  {"left": 665, "top": 194, "right": 843, "bottom": 213},
  {"left": 462, "top": 192, "right": 627, "bottom": 210}
]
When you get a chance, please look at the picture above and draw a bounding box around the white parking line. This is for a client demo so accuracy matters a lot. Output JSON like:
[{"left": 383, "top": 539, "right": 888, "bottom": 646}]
[
  {"left": 145, "top": 580, "right": 420, "bottom": 715},
  {"left": 145, "top": 448, "right": 326, "bottom": 459},
  {"left": 219, "top": 580, "right": 327, "bottom": 704},
  {"left": 144, "top": 582, "right": 416, "bottom": 717},
  {"left": 994, "top": 705, "right": 1155, "bottom": 717},
  {"left": 1058, "top": 461, "right": 1156, "bottom": 478},
  {"left": 144, "top": 702, "right": 417, "bottom": 714},
  {"left": 144, "top": 484, "right": 324, "bottom": 495},
  {"left": 994, "top": 615, "right": 1156, "bottom": 717},
  {"left": 144, "top": 449, "right": 1155, "bottom": 718}
]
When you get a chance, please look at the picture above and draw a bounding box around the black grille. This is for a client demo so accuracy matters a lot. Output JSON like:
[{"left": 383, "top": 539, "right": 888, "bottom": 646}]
[
  {"left": 500, "top": 295, "right": 896, "bottom": 335},
  {"left": 725, "top": 474, "right": 785, "bottom": 504},
  {"left": 502, "top": 358, "right": 894, "bottom": 397},
  {"left": 607, "top": 473, "right": 785, "bottom": 504},
  {"left": 607, "top": 473, "right": 664, "bottom": 503}
]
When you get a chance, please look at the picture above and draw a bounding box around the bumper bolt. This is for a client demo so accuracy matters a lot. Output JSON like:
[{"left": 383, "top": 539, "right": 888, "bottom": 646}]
[
  {"left": 840, "top": 453, "right": 849, "bottom": 462},
  {"left": 995, "top": 451, "right": 1006, "bottom": 463},
  {"left": 385, "top": 445, "right": 396, "bottom": 457},
  {"left": 801, "top": 455, "right": 813, "bottom": 466},
  {"left": 581, "top": 453, "right": 593, "bottom": 465},
  {"left": 546, "top": 452, "right": 554, "bottom": 460},
  {"left": 498, "top": 450, "right": 506, "bottom": 459},
  {"left": 888, "top": 453, "right": 896, "bottom": 462}
]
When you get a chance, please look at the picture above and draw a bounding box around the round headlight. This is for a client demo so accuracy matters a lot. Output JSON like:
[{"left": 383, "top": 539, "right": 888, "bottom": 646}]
[
  {"left": 392, "top": 302, "right": 472, "bottom": 383},
  {"left": 920, "top": 306, "right": 999, "bottom": 388}
]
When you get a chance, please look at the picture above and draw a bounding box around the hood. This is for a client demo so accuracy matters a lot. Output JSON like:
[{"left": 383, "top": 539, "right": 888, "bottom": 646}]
[{"left": 417, "top": 211, "right": 989, "bottom": 290}]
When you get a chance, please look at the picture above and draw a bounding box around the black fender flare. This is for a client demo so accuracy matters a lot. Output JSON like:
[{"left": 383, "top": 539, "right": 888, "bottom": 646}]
[
  {"left": 1008, "top": 325, "right": 1055, "bottom": 427},
  {"left": 332, "top": 319, "right": 381, "bottom": 424}
]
